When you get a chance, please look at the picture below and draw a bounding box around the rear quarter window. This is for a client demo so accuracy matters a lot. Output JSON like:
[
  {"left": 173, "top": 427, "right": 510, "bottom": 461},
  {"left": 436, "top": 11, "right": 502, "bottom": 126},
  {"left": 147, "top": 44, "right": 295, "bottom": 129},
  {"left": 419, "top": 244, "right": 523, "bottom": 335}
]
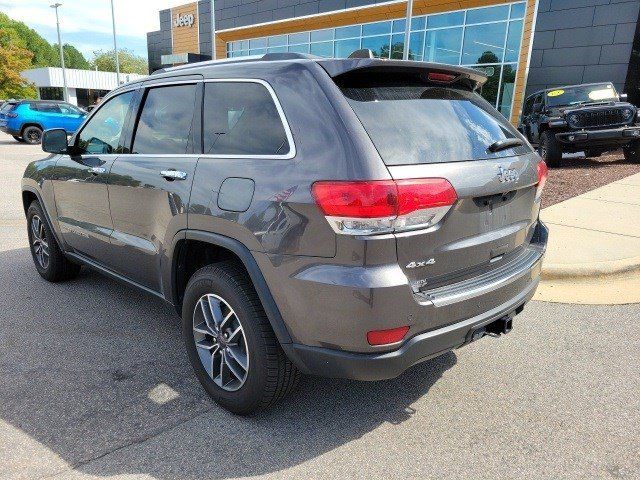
[
  {"left": 202, "top": 81, "right": 291, "bottom": 157},
  {"left": 342, "top": 85, "right": 530, "bottom": 165}
]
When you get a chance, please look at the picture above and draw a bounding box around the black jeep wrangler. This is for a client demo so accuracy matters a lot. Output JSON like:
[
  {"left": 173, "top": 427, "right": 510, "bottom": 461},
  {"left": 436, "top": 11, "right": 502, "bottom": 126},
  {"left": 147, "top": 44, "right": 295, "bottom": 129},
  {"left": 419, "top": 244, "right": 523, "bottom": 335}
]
[{"left": 519, "top": 82, "right": 640, "bottom": 167}]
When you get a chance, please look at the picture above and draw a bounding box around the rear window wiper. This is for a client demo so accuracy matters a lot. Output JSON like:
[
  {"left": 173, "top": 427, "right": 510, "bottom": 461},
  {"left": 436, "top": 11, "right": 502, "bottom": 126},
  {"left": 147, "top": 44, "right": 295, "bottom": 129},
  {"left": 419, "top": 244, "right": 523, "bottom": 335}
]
[{"left": 487, "top": 138, "right": 524, "bottom": 153}]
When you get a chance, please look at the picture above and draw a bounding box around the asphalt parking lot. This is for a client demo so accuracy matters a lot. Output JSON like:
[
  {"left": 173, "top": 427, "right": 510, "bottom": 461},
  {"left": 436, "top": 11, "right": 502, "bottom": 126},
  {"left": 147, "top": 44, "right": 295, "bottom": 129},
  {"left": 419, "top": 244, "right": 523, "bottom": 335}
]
[{"left": 1, "top": 133, "right": 639, "bottom": 480}]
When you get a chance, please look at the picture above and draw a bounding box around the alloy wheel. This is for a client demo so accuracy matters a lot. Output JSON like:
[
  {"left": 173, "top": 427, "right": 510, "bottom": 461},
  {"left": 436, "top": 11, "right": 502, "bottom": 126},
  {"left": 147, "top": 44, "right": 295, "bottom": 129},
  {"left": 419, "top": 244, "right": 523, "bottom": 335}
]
[
  {"left": 192, "top": 294, "right": 249, "bottom": 391},
  {"left": 26, "top": 129, "right": 41, "bottom": 143},
  {"left": 30, "top": 215, "right": 50, "bottom": 269}
]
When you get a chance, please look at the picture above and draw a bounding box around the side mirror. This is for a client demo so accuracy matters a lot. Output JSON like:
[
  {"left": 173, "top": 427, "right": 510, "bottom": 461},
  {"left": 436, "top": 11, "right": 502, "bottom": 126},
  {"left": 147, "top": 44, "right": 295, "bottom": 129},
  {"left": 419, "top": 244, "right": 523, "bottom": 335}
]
[
  {"left": 42, "top": 128, "right": 68, "bottom": 154},
  {"left": 619, "top": 93, "right": 628, "bottom": 101}
]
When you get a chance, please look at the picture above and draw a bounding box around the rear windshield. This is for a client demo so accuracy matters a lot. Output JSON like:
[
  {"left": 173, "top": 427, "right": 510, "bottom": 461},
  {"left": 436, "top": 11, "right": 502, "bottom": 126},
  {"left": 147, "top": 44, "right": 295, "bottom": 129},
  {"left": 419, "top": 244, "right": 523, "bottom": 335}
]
[{"left": 342, "top": 85, "right": 530, "bottom": 165}]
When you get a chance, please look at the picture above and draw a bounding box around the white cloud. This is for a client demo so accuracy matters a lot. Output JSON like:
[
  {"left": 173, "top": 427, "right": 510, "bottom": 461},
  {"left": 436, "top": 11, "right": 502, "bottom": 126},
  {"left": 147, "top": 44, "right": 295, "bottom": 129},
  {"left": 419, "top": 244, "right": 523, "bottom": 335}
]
[{"left": 0, "top": 0, "right": 182, "bottom": 54}]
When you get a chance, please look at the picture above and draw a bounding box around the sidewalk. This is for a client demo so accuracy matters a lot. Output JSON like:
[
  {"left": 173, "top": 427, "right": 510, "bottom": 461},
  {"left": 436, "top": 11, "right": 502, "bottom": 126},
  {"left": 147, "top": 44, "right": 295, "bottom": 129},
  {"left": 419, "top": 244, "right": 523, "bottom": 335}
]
[{"left": 536, "top": 172, "right": 640, "bottom": 304}]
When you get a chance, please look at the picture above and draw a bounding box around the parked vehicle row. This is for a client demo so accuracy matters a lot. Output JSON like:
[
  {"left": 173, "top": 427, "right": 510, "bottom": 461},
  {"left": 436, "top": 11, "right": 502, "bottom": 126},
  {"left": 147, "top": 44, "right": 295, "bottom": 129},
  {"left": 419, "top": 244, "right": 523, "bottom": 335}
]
[
  {"left": 0, "top": 100, "right": 86, "bottom": 144},
  {"left": 22, "top": 54, "right": 547, "bottom": 414},
  {"left": 519, "top": 82, "right": 640, "bottom": 166}
]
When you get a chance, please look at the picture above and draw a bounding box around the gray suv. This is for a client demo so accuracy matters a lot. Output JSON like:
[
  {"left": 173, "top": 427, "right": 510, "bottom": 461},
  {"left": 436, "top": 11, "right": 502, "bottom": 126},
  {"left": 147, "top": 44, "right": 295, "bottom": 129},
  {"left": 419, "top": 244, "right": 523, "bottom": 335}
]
[{"left": 22, "top": 54, "right": 548, "bottom": 414}]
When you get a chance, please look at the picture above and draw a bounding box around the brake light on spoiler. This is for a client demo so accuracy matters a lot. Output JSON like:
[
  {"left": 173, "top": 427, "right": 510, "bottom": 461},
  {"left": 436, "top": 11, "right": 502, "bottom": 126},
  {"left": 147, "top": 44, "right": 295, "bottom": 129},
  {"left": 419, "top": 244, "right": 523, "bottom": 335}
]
[{"left": 312, "top": 178, "right": 458, "bottom": 235}]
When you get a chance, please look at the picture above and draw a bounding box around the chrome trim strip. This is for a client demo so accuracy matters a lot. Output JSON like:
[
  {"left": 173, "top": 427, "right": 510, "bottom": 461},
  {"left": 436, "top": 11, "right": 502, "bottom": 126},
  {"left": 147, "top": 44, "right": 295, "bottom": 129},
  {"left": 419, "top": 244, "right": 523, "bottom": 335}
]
[{"left": 417, "top": 247, "right": 543, "bottom": 307}]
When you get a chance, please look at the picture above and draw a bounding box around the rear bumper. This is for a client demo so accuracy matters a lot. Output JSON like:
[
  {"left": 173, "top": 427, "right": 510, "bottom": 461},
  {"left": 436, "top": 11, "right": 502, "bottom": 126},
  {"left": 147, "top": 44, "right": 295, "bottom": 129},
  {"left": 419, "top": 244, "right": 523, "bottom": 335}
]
[
  {"left": 283, "top": 274, "right": 539, "bottom": 380},
  {"left": 0, "top": 125, "right": 21, "bottom": 136},
  {"left": 282, "top": 223, "right": 547, "bottom": 380},
  {"left": 555, "top": 126, "right": 640, "bottom": 148}
]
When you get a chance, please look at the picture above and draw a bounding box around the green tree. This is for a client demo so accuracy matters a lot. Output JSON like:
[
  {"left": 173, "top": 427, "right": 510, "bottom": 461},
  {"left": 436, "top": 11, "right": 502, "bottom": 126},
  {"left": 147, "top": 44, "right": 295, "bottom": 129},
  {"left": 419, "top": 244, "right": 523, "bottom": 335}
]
[
  {"left": 91, "top": 48, "right": 147, "bottom": 75},
  {"left": 53, "top": 43, "right": 90, "bottom": 69},
  {"left": 0, "top": 28, "right": 37, "bottom": 99},
  {"left": 0, "top": 12, "right": 57, "bottom": 67}
]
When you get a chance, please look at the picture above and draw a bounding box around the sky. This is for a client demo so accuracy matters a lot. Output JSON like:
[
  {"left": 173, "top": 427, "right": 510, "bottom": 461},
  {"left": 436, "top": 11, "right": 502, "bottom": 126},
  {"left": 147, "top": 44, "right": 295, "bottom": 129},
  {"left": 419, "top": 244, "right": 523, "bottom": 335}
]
[{"left": 0, "top": 0, "right": 182, "bottom": 59}]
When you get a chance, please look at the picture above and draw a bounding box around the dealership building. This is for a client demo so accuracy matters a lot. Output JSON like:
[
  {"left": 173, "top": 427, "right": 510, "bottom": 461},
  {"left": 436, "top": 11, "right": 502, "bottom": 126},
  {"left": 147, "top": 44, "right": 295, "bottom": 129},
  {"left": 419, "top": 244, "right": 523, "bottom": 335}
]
[{"left": 147, "top": 0, "right": 640, "bottom": 124}]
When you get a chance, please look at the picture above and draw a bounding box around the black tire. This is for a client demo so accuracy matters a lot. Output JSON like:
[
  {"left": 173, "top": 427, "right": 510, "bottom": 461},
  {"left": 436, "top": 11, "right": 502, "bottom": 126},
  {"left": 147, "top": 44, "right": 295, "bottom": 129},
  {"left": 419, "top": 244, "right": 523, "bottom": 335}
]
[
  {"left": 12, "top": 135, "right": 25, "bottom": 143},
  {"left": 22, "top": 125, "right": 42, "bottom": 145},
  {"left": 26, "top": 201, "right": 81, "bottom": 282},
  {"left": 538, "top": 130, "right": 562, "bottom": 167},
  {"left": 182, "top": 262, "right": 299, "bottom": 415},
  {"left": 623, "top": 141, "right": 640, "bottom": 163}
]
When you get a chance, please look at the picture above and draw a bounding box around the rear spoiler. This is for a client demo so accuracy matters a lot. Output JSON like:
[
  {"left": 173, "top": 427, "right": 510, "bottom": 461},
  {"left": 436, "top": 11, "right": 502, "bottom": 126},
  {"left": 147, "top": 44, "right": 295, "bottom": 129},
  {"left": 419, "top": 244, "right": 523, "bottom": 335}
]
[{"left": 317, "top": 58, "right": 488, "bottom": 91}]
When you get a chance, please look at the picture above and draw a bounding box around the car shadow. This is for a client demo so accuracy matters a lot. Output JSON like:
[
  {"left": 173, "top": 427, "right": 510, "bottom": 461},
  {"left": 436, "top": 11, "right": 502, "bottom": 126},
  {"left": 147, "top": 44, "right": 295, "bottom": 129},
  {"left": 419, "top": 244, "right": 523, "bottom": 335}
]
[
  {"left": 0, "top": 246, "right": 456, "bottom": 479},
  {"left": 555, "top": 151, "right": 632, "bottom": 169}
]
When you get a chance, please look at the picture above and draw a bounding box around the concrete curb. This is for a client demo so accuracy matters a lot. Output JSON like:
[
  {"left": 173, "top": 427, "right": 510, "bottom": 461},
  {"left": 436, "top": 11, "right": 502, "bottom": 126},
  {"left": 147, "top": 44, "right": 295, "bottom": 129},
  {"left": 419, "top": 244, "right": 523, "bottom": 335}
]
[{"left": 541, "top": 255, "right": 640, "bottom": 280}]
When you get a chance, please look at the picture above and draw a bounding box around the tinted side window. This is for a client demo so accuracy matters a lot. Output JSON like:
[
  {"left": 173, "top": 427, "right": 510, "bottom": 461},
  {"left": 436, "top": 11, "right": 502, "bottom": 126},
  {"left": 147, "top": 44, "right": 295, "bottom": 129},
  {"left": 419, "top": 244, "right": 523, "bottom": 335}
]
[
  {"left": 37, "top": 103, "right": 61, "bottom": 113},
  {"left": 59, "top": 104, "right": 81, "bottom": 114},
  {"left": 203, "top": 82, "right": 290, "bottom": 156},
  {"left": 77, "top": 91, "right": 134, "bottom": 155},
  {"left": 131, "top": 84, "right": 197, "bottom": 155},
  {"left": 523, "top": 97, "right": 533, "bottom": 116}
]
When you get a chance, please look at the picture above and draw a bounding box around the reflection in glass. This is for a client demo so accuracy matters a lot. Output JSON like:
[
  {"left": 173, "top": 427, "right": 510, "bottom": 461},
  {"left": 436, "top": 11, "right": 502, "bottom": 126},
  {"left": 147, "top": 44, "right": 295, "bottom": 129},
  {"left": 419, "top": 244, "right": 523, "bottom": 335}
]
[
  {"left": 426, "top": 11, "right": 464, "bottom": 29},
  {"left": 498, "top": 63, "right": 518, "bottom": 119},
  {"left": 335, "top": 38, "right": 360, "bottom": 58},
  {"left": 461, "top": 22, "right": 507, "bottom": 65},
  {"left": 505, "top": 20, "right": 523, "bottom": 62},
  {"left": 310, "top": 41, "right": 333, "bottom": 57},
  {"left": 335, "top": 25, "right": 360, "bottom": 39},
  {"left": 362, "top": 35, "right": 391, "bottom": 58},
  {"left": 362, "top": 21, "right": 391, "bottom": 36},
  {"left": 424, "top": 28, "right": 463, "bottom": 64},
  {"left": 466, "top": 5, "right": 509, "bottom": 24}
]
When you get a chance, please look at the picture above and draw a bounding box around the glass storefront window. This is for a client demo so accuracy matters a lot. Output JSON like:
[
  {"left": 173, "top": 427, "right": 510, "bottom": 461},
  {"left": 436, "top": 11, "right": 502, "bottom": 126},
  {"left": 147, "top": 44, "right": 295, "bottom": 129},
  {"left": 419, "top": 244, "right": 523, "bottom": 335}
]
[
  {"left": 426, "top": 11, "right": 465, "bottom": 29},
  {"left": 461, "top": 22, "right": 507, "bottom": 65},
  {"left": 498, "top": 63, "right": 518, "bottom": 118},
  {"left": 289, "top": 32, "right": 309, "bottom": 45},
  {"left": 288, "top": 43, "right": 310, "bottom": 53},
  {"left": 510, "top": 2, "right": 526, "bottom": 19},
  {"left": 226, "top": 2, "right": 526, "bottom": 118},
  {"left": 335, "top": 38, "right": 360, "bottom": 57},
  {"left": 505, "top": 20, "right": 523, "bottom": 62},
  {"left": 249, "top": 38, "right": 267, "bottom": 49},
  {"left": 335, "top": 25, "right": 360, "bottom": 39},
  {"left": 268, "top": 35, "right": 287, "bottom": 47},
  {"left": 425, "top": 27, "right": 463, "bottom": 65},
  {"left": 310, "top": 41, "right": 333, "bottom": 57},
  {"left": 362, "top": 21, "right": 391, "bottom": 36},
  {"left": 466, "top": 5, "right": 509, "bottom": 24},
  {"left": 362, "top": 35, "right": 391, "bottom": 58},
  {"left": 311, "top": 29, "right": 333, "bottom": 42}
]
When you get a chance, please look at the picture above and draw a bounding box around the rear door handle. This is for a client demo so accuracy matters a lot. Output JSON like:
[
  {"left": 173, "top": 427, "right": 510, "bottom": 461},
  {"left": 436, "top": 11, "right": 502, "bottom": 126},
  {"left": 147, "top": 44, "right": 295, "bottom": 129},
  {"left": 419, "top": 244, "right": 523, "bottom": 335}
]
[
  {"left": 88, "top": 167, "right": 106, "bottom": 175},
  {"left": 160, "top": 170, "right": 188, "bottom": 181}
]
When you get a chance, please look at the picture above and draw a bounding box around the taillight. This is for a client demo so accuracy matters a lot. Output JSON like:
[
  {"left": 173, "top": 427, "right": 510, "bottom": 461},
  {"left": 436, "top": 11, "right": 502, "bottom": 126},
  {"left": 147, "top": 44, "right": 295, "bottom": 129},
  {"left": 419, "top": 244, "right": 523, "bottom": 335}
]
[
  {"left": 367, "top": 326, "right": 410, "bottom": 346},
  {"left": 312, "top": 178, "right": 457, "bottom": 235},
  {"left": 535, "top": 160, "right": 548, "bottom": 203}
]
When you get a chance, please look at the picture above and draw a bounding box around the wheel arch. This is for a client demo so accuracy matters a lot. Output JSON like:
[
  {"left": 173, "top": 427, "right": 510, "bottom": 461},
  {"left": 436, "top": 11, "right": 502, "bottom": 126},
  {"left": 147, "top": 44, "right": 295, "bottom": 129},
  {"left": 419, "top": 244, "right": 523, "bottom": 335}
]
[
  {"left": 20, "top": 122, "right": 44, "bottom": 135},
  {"left": 169, "top": 230, "right": 293, "bottom": 345},
  {"left": 21, "top": 186, "right": 65, "bottom": 249}
]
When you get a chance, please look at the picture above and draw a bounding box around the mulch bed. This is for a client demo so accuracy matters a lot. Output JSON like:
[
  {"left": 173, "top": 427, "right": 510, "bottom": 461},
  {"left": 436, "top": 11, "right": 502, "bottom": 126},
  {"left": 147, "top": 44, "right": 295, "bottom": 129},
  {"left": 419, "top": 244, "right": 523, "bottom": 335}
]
[{"left": 541, "top": 151, "right": 640, "bottom": 208}]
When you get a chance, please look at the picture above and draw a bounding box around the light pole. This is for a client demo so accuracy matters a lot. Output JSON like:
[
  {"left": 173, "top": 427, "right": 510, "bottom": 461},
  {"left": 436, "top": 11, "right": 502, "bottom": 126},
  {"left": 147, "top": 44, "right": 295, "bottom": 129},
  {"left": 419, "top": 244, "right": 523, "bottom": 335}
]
[
  {"left": 110, "top": 0, "right": 121, "bottom": 84},
  {"left": 50, "top": 3, "right": 69, "bottom": 102},
  {"left": 211, "top": 0, "right": 216, "bottom": 60},
  {"left": 402, "top": 0, "right": 414, "bottom": 60}
]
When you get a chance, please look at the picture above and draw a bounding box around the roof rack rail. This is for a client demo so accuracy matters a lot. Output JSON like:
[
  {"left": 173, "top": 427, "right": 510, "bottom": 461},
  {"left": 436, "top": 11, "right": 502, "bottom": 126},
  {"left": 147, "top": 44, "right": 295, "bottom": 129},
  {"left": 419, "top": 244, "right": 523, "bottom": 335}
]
[{"left": 152, "top": 52, "right": 319, "bottom": 75}]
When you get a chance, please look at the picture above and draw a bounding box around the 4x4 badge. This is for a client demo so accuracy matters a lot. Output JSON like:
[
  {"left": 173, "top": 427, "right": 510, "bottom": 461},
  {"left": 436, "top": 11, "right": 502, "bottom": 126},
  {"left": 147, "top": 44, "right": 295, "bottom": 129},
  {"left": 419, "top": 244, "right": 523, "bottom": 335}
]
[
  {"left": 406, "top": 259, "right": 436, "bottom": 269},
  {"left": 497, "top": 166, "right": 519, "bottom": 183}
]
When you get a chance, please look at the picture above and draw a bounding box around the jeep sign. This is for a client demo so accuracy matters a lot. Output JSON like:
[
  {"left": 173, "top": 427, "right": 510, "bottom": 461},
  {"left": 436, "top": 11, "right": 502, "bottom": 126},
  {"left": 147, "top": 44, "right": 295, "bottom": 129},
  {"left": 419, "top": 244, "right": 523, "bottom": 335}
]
[{"left": 174, "top": 13, "right": 194, "bottom": 28}]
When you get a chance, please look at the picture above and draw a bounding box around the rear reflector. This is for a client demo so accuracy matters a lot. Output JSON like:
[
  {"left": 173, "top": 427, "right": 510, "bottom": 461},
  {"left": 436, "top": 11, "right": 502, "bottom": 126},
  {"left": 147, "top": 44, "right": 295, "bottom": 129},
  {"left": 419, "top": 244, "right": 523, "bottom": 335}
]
[
  {"left": 367, "top": 326, "right": 410, "bottom": 346},
  {"left": 535, "top": 160, "right": 548, "bottom": 202},
  {"left": 312, "top": 178, "right": 457, "bottom": 235}
]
